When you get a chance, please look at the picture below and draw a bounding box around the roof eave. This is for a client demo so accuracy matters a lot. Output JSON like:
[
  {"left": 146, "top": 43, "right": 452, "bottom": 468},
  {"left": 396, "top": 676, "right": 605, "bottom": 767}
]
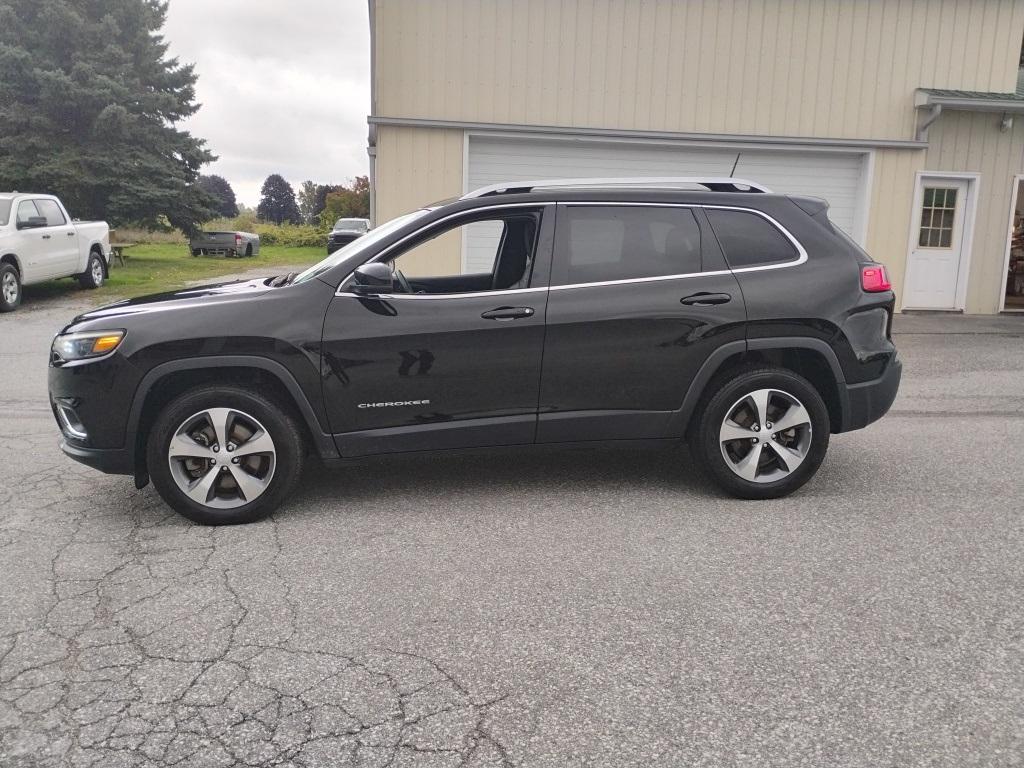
[{"left": 915, "top": 88, "right": 1024, "bottom": 114}]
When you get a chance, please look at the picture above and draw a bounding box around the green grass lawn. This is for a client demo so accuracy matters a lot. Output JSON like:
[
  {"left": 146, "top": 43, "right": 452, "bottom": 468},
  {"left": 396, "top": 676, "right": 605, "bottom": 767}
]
[{"left": 22, "top": 243, "right": 326, "bottom": 304}]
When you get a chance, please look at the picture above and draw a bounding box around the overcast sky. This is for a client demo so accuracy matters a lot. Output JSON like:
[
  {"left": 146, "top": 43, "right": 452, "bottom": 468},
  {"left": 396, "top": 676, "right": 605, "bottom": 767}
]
[{"left": 164, "top": 0, "right": 371, "bottom": 207}]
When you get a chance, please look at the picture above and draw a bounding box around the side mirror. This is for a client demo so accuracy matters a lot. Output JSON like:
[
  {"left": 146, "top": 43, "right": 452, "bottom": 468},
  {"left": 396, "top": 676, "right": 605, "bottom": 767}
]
[
  {"left": 350, "top": 262, "right": 394, "bottom": 295},
  {"left": 18, "top": 216, "right": 47, "bottom": 230}
]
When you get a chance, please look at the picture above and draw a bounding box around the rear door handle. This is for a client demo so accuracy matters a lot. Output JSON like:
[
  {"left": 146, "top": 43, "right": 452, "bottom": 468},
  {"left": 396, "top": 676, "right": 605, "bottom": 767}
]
[
  {"left": 67, "top": 232, "right": 75, "bottom": 237},
  {"left": 681, "top": 292, "right": 731, "bottom": 306},
  {"left": 41, "top": 234, "right": 51, "bottom": 240},
  {"left": 482, "top": 306, "right": 535, "bottom": 320}
]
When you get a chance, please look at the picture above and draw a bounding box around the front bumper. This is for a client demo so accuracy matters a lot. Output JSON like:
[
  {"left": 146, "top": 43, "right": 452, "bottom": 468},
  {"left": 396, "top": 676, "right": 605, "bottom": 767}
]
[
  {"left": 841, "top": 356, "right": 902, "bottom": 432},
  {"left": 59, "top": 439, "right": 134, "bottom": 475}
]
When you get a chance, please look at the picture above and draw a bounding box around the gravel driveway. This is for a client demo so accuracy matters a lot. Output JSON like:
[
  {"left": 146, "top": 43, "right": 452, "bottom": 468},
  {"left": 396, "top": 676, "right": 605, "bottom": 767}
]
[{"left": 2, "top": 284, "right": 1022, "bottom": 767}]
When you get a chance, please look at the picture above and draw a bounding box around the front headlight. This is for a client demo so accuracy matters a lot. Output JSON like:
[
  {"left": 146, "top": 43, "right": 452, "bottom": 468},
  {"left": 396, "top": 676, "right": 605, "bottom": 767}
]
[{"left": 52, "top": 330, "right": 125, "bottom": 363}]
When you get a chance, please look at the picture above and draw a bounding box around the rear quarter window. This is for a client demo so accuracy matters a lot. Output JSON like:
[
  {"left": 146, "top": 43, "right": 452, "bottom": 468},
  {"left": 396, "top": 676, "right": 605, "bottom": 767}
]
[{"left": 705, "top": 209, "right": 800, "bottom": 268}]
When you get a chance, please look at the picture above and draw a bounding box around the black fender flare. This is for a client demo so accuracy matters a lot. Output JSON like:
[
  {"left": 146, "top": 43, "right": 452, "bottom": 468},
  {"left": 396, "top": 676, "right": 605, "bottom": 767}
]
[
  {"left": 666, "top": 337, "right": 850, "bottom": 437},
  {"left": 125, "top": 355, "right": 339, "bottom": 463}
]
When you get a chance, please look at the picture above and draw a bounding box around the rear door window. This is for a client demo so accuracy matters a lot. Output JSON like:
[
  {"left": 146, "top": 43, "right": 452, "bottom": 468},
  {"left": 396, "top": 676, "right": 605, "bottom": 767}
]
[
  {"left": 553, "top": 205, "right": 702, "bottom": 285},
  {"left": 705, "top": 209, "right": 799, "bottom": 268}
]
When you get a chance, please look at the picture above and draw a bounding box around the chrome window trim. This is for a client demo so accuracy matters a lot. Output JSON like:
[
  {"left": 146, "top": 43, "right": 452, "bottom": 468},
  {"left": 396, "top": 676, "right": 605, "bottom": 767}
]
[
  {"left": 335, "top": 287, "right": 547, "bottom": 301},
  {"left": 334, "top": 202, "right": 551, "bottom": 297},
  {"left": 334, "top": 200, "right": 807, "bottom": 298}
]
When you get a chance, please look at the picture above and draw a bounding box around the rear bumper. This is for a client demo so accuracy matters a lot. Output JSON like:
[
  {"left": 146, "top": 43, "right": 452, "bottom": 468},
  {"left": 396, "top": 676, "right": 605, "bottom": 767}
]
[
  {"left": 59, "top": 439, "right": 134, "bottom": 475},
  {"left": 840, "top": 357, "right": 902, "bottom": 432}
]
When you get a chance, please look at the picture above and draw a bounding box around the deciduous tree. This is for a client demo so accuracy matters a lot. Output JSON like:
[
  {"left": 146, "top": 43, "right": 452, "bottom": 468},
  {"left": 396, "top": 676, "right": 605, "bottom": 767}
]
[
  {"left": 256, "top": 174, "right": 301, "bottom": 225},
  {"left": 197, "top": 174, "right": 238, "bottom": 219}
]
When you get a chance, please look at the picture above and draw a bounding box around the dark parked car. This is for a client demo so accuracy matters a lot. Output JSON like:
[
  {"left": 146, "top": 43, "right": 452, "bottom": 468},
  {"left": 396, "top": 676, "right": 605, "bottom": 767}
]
[
  {"left": 49, "top": 177, "right": 901, "bottom": 525},
  {"left": 326, "top": 217, "right": 369, "bottom": 254}
]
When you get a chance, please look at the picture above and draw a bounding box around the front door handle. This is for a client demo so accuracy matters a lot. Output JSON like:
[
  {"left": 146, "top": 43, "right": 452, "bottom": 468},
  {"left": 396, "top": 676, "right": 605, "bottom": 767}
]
[
  {"left": 681, "top": 292, "right": 731, "bottom": 306},
  {"left": 67, "top": 232, "right": 75, "bottom": 236},
  {"left": 41, "top": 234, "right": 51, "bottom": 240},
  {"left": 481, "top": 306, "right": 535, "bottom": 320}
]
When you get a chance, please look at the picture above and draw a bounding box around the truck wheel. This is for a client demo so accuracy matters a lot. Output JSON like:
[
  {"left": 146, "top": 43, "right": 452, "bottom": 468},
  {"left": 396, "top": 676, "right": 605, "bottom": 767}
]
[
  {"left": 191, "top": 248, "right": 201, "bottom": 257},
  {"left": 147, "top": 385, "right": 305, "bottom": 525},
  {"left": 0, "top": 264, "right": 22, "bottom": 312},
  {"left": 245, "top": 244, "right": 253, "bottom": 257},
  {"left": 690, "top": 367, "right": 830, "bottom": 500},
  {"left": 79, "top": 251, "right": 105, "bottom": 289}
]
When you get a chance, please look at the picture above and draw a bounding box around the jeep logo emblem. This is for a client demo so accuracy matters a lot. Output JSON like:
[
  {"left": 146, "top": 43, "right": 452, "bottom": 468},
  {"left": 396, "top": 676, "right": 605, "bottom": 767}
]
[{"left": 357, "top": 400, "right": 430, "bottom": 409}]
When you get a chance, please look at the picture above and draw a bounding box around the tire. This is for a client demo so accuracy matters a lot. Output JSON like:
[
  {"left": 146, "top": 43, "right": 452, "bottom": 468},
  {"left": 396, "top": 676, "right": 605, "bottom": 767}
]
[
  {"left": 0, "top": 263, "right": 22, "bottom": 312},
  {"left": 147, "top": 385, "right": 305, "bottom": 525},
  {"left": 192, "top": 248, "right": 201, "bottom": 257},
  {"left": 78, "top": 251, "right": 105, "bottom": 289},
  {"left": 690, "top": 366, "right": 830, "bottom": 500},
  {"left": 244, "top": 244, "right": 253, "bottom": 257}
]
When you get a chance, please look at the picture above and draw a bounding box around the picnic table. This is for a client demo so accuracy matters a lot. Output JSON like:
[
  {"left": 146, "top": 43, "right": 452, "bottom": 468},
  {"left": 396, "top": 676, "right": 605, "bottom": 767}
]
[{"left": 108, "top": 242, "right": 138, "bottom": 267}]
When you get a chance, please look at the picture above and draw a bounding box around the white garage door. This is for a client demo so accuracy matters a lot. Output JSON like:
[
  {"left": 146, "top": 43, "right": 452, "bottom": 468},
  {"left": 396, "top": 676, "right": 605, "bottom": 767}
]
[{"left": 465, "top": 135, "right": 868, "bottom": 272}]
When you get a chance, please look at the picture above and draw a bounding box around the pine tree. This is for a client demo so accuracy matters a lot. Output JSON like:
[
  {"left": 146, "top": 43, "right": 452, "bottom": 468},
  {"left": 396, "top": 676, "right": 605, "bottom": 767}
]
[
  {"left": 0, "top": 0, "right": 217, "bottom": 233},
  {"left": 197, "top": 174, "right": 238, "bottom": 219},
  {"left": 256, "top": 175, "right": 301, "bottom": 225}
]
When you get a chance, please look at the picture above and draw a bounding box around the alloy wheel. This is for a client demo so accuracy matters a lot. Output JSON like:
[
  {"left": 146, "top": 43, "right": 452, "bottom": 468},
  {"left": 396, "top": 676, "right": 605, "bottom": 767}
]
[
  {"left": 719, "top": 388, "right": 812, "bottom": 483},
  {"left": 2, "top": 271, "right": 18, "bottom": 304},
  {"left": 91, "top": 258, "right": 104, "bottom": 285},
  {"left": 167, "top": 408, "right": 276, "bottom": 509}
]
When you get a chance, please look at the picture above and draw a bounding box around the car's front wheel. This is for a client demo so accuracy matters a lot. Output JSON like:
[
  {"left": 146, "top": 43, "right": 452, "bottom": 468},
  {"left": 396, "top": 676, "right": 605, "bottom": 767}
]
[
  {"left": 691, "top": 367, "right": 830, "bottom": 499},
  {"left": 147, "top": 386, "right": 305, "bottom": 524}
]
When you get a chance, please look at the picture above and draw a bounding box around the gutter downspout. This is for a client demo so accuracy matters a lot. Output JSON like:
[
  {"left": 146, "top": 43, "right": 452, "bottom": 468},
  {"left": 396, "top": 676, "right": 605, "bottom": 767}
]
[{"left": 367, "top": 0, "right": 377, "bottom": 226}]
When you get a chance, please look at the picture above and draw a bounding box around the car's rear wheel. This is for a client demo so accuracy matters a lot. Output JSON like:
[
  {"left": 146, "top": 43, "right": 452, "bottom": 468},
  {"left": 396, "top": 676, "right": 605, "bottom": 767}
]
[
  {"left": 79, "top": 251, "right": 105, "bottom": 289},
  {"left": 691, "top": 367, "right": 830, "bottom": 499},
  {"left": 244, "top": 243, "right": 253, "bottom": 257},
  {"left": 0, "top": 264, "right": 21, "bottom": 312},
  {"left": 147, "top": 386, "right": 305, "bottom": 524}
]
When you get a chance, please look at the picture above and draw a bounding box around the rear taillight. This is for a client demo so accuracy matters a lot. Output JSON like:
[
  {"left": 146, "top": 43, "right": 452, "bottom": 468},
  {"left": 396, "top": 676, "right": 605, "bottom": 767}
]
[
  {"left": 861, "top": 264, "right": 892, "bottom": 292},
  {"left": 235, "top": 234, "right": 242, "bottom": 245}
]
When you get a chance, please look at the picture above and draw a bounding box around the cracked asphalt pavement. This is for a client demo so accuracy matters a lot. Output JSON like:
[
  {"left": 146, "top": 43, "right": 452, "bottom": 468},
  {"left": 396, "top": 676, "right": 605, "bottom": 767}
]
[{"left": 2, "top": 291, "right": 1023, "bottom": 767}]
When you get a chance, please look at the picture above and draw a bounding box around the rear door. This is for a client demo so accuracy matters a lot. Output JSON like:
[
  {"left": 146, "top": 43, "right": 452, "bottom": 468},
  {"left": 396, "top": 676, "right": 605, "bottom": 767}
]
[{"left": 537, "top": 203, "right": 747, "bottom": 442}]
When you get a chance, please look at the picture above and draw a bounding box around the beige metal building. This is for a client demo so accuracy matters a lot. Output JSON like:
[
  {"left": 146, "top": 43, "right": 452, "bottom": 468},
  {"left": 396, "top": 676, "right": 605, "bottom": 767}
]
[{"left": 367, "top": 0, "right": 1024, "bottom": 314}]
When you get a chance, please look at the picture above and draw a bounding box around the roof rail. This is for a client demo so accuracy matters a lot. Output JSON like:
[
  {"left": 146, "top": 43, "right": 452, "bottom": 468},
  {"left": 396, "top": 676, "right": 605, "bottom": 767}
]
[{"left": 460, "top": 176, "right": 772, "bottom": 199}]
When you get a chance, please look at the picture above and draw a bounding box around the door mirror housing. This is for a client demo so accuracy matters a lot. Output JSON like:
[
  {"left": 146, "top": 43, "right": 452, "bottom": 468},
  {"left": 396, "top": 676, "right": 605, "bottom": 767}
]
[
  {"left": 350, "top": 262, "right": 394, "bottom": 294},
  {"left": 18, "top": 216, "right": 47, "bottom": 230}
]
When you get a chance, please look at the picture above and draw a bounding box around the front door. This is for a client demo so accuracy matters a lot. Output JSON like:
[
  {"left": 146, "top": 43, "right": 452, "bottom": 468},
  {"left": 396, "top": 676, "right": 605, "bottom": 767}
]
[
  {"left": 321, "top": 205, "right": 552, "bottom": 456},
  {"left": 904, "top": 178, "right": 970, "bottom": 309}
]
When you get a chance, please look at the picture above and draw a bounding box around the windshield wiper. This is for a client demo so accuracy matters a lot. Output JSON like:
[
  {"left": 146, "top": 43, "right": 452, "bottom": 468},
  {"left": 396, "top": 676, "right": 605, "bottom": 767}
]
[{"left": 269, "top": 272, "right": 297, "bottom": 287}]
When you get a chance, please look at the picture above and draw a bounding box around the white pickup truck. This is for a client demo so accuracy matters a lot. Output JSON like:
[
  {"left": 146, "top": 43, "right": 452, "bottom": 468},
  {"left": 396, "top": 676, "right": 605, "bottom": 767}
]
[{"left": 0, "top": 192, "right": 111, "bottom": 312}]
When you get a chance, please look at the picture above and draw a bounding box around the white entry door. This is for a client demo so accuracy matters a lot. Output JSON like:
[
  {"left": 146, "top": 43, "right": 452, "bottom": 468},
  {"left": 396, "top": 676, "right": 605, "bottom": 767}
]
[{"left": 904, "top": 178, "right": 970, "bottom": 310}]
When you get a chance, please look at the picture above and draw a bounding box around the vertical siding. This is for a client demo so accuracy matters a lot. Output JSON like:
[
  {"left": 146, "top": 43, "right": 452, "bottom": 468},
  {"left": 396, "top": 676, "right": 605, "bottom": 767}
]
[
  {"left": 925, "top": 111, "right": 1024, "bottom": 313},
  {"left": 374, "top": 0, "right": 1024, "bottom": 141},
  {"left": 373, "top": 126, "right": 465, "bottom": 275},
  {"left": 865, "top": 150, "right": 927, "bottom": 309}
]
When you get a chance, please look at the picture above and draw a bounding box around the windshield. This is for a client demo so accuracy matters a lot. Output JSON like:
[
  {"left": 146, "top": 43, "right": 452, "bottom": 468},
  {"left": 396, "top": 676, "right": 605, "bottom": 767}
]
[
  {"left": 335, "top": 218, "right": 368, "bottom": 231},
  {"left": 293, "top": 209, "right": 431, "bottom": 285},
  {"left": 0, "top": 199, "right": 11, "bottom": 226}
]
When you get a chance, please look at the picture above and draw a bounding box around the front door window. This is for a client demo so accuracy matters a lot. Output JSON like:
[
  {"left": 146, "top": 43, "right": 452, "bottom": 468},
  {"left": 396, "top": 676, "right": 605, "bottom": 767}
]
[{"left": 918, "top": 187, "right": 958, "bottom": 248}]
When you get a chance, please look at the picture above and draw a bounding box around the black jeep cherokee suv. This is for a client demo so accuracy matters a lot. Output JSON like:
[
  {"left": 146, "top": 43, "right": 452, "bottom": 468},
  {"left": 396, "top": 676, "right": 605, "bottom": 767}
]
[{"left": 49, "top": 178, "right": 901, "bottom": 525}]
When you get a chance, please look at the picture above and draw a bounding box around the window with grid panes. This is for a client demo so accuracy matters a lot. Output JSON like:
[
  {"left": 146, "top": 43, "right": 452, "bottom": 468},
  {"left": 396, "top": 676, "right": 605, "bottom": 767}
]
[{"left": 918, "top": 187, "right": 957, "bottom": 248}]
